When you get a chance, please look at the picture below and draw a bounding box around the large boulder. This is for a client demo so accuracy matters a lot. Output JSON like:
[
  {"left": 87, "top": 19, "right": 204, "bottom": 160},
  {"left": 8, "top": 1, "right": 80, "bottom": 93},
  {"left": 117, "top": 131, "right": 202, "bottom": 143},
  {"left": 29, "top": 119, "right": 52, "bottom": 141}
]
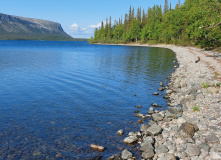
[{"left": 177, "top": 122, "right": 199, "bottom": 138}]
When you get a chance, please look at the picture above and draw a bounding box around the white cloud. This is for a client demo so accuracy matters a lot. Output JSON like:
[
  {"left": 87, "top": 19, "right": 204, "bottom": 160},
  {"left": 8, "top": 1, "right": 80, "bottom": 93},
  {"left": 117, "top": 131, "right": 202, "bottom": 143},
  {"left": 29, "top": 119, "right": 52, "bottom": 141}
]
[
  {"left": 89, "top": 23, "right": 101, "bottom": 29},
  {"left": 70, "top": 23, "right": 79, "bottom": 31}
]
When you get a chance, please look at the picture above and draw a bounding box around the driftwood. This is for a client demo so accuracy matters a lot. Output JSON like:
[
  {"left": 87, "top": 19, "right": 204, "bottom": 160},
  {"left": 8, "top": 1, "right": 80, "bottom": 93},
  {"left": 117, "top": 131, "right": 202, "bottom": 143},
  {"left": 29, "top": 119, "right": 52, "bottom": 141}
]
[{"left": 195, "top": 56, "right": 201, "bottom": 63}]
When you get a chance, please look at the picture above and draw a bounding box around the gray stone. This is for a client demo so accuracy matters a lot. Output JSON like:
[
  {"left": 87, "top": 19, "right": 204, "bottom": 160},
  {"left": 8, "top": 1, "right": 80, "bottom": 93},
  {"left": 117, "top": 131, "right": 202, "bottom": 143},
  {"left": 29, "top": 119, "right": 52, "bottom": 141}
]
[
  {"left": 168, "top": 104, "right": 183, "bottom": 117},
  {"left": 117, "top": 129, "right": 124, "bottom": 136},
  {"left": 160, "top": 82, "right": 164, "bottom": 86},
  {"left": 140, "top": 141, "right": 154, "bottom": 152},
  {"left": 166, "top": 90, "right": 173, "bottom": 94},
  {"left": 158, "top": 153, "right": 176, "bottom": 160},
  {"left": 156, "top": 145, "right": 169, "bottom": 154},
  {"left": 158, "top": 87, "right": 164, "bottom": 91},
  {"left": 146, "top": 124, "right": 162, "bottom": 136},
  {"left": 123, "top": 136, "right": 137, "bottom": 144},
  {"left": 205, "top": 134, "right": 220, "bottom": 144},
  {"left": 151, "top": 103, "right": 158, "bottom": 107},
  {"left": 152, "top": 113, "right": 164, "bottom": 122},
  {"left": 121, "top": 149, "right": 132, "bottom": 160},
  {"left": 141, "top": 151, "right": 154, "bottom": 159},
  {"left": 135, "top": 113, "right": 144, "bottom": 118},
  {"left": 143, "top": 136, "right": 154, "bottom": 144},
  {"left": 153, "top": 92, "right": 159, "bottom": 95},
  {"left": 140, "top": 124, "right": 149, "bottom": 134},
  {"left": 165, "top": 112, "right": 178, "bottom": 119},
  {"left": 185, "top": 144, "right": 201, "bottom": 157},
  {"left": 197, "top": 143, "right": 210, "bottom": 152},
  {"left": 148, "top": 120, "right": 156, "bottom": 126}
]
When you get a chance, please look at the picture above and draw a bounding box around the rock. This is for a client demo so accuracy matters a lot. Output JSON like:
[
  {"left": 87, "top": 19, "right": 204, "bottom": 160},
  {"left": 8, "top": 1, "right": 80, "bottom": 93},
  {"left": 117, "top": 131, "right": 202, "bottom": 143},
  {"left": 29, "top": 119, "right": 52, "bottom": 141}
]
[
  {"left": 177, "top": 122, "right": 199, "bottom": 138},
  {"left": 148, "top": 120, "right": 157, "bottom": 126},
  {"left": 145, "top": 115, "right": 152, "bottom": 119},
  {"left": 164, "top": 112, "right": 178, "bottom": 119},
  {"left": 163, "top": 95, "right": 169, "bottom": 99},
  {"left": 146, "top": 124, "right": 162, "bottom": 136},
  {"left": 140, "top": 141, "right": 154, "bottom": 152},
  {"left": 156, "top": 145, "right": 169, "bottom": 154},
  {"left": 117, "top": 129, "right": 124, "bottom": 136},
  {"left": 135, "top": 113, "right": 144, "bottom": 118},
  {"left": 158, "top": 153, "right": 176, "bottom": 160},
  {"left": 149, "top": 107, "right": 154, "bottom": 111},
  {"left": 123, "top": 136, "right": 138, "bottom": 144},
  {"left": 141, "top": 150, "right": 154, "bottom": 159},
  {"left": 153, "top": 92, "right": 159, "bottom": 95},
  {"left": 90, "top": 144, "right": 105, "bottom": 152},
  {"left": 168, "top": 104, "right": 183, "bottom": 117},
  {"left": 121, "top": 149, "right": 132, "bottom": 160},
  {"left": 205, "top": 134, "right": 220, "bottom": 144},
  {"left": 185, "top": 144, "right": 201, "bottom": 157},
  {"left": 210, "top": 152, "right": 221, "bottom": 159},
  {"left": 158, "top": 87, "right": 164, "bottom": 91},
  {"left": 152, "top": 113, "right": 164, "bottom": 122},
  {"left": 166, "top": 90, "right": 173, "bottom": 94},
  {"left": 207, "top": 87, "right": 219, "bottom": 94},
  {"left": 197, "top": 143, "right": 210, "bottom": 152},
  {"left": 91, "top": 156, "right": 102, "bottom": 160},
  {"left": 140, "top": 124, "right": 149, "bottom": 134},
  {"left": 151, "top": 103, "right": 158, "bottom": 107},
  {"left": 143, "top": 136, "right": 154, "bottom": 144},
  {"left": 134, "top": 110, "right": 139, "bottom": 113},
  {"left": 160, "top": 82, "right": 164, "bottom": 86},
  {"left": 136, "top": 105, "right": 142, "bottom": 108},
  {"left": 177, "top": 117, "right": 186, "bottom": 124}
]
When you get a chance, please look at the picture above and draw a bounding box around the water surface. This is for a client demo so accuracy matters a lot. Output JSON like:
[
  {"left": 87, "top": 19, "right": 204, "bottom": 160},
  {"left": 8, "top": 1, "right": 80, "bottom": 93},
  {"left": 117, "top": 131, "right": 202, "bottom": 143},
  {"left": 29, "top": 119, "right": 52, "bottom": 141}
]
[{"left": 0, "top": 41, "right": 176, "bottom": 159}]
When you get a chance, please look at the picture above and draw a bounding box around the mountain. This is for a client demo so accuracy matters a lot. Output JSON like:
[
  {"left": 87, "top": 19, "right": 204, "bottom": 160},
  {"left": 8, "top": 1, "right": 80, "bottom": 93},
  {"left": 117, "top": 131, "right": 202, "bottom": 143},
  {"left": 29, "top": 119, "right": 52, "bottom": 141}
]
[{"left": 0, "top": 13, "right": 74, "bottom": 41}]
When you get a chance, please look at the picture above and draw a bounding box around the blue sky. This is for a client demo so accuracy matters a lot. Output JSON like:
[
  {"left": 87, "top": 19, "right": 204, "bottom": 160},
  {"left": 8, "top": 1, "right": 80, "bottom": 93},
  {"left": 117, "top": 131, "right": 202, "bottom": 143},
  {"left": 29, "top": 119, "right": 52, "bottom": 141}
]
[{"left": 1, "top": 0, "right": 185, "bottom": 38}]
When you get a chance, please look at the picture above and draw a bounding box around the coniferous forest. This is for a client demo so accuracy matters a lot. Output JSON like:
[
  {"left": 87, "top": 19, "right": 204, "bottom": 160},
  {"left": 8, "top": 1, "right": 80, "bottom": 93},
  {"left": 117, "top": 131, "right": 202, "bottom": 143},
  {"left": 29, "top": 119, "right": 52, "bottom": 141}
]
[{"left": 89, "top": 0, "right": 221, "bottom": 50}]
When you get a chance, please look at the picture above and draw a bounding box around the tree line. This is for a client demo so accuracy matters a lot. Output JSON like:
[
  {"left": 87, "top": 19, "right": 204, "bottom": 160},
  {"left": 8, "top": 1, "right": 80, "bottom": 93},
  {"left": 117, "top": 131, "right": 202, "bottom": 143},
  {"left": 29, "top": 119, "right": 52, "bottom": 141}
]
[{"left": 89, "top": 0, "right": 221, "bottom": 50}]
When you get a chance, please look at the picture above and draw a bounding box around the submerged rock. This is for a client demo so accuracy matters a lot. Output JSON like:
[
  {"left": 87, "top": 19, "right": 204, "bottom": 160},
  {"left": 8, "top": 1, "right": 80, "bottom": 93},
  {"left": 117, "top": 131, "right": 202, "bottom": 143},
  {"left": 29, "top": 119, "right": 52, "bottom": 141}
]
[
  {"left": 117, "top": 129, "right": 124, "bottom": 136},
  {"left": 121, "top": 149, "right": 132, "bottom": 160},
  {"left": 123, "top": 136, "right": 137, "bottom": 144},
  {"left": 90, "top": 144, "right": 105, "bottom": 152}
]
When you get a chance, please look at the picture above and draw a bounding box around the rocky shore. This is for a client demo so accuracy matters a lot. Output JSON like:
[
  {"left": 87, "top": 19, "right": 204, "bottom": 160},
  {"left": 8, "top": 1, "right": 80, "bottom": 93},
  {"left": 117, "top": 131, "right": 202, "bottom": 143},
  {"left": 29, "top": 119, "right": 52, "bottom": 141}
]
[{"left": 107, "top": 45, "right": 221, "bottom": 160}]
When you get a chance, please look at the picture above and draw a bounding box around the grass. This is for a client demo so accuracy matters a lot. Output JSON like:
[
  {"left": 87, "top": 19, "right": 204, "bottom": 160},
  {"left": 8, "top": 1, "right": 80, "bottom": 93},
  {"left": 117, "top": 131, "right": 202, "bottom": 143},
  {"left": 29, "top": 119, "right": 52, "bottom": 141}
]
[
  {"left": 193, "top": 106, "right": 200, "bottom": 112},
  {"left": 201, "top": 82, "right": 210, "bottom": 88},
  {"left": 216, "top": 83, "right": 221, "bottom": 87}
]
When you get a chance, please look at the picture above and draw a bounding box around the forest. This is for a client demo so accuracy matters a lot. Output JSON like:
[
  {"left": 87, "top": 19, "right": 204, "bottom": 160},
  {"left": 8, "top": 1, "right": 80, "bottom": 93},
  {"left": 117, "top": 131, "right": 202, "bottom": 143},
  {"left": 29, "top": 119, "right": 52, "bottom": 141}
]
[{"left": 89, "top": 0, "right": 221, "bottom": 50}]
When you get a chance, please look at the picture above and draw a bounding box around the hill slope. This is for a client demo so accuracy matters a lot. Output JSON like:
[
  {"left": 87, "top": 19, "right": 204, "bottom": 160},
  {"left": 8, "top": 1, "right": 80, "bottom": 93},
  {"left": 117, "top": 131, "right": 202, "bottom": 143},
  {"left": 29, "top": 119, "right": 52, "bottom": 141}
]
[{"left": 0, "top": 13, "right": 74, "bottom": 41}]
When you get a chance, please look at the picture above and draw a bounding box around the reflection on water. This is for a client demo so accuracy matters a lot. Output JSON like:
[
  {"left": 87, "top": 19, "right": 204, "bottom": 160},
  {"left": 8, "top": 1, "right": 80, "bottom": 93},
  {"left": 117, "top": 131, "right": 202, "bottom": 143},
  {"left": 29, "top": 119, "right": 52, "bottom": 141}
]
[{"left": 0, "top": 41, "right": 176, "bottom": 159}]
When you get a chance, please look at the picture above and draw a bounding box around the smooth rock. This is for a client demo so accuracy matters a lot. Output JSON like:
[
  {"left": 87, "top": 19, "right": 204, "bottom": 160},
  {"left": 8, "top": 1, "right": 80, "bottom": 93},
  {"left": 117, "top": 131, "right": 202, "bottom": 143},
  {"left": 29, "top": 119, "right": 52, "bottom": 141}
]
[
  {"left": 151, "top": 103, "right": 158, "bottom": 107},
  {"left": 152, "top": 113, "right": 164, "bottom": 122},
  {"left": 185, "top": 144, "right": 201, "bottom": 157},
  {"left": 153, "top": 92, "right": 159, "bottom": 95},
  {"left": 166, "top": 90, "right": 173, "bottom": 94},
  {"left": 160, "top": 82, "right": 164, "bottom": 86},
  {"left": 121, "top": 149, "right": 132, "bottom": 160},
  {"left": 90, "top": 144, "right": 105, "bottom": 152},
  {"left": 136, "top": 105, "right": 142, "bottom": 108},
  {"left": 117, "top": 129, "right": 124, "bottom": 136},
  {"left": 123, "top": 136, "right": 137, "bottom": 144},
  {"left": 135, "top": 113, "right": 144, "bottom": 118},
  {"left": 146, "top": 124, "right": 162, "bottom": 136},
  {"left": 158, "top": 87, "right": 164, "bottom": 91}
]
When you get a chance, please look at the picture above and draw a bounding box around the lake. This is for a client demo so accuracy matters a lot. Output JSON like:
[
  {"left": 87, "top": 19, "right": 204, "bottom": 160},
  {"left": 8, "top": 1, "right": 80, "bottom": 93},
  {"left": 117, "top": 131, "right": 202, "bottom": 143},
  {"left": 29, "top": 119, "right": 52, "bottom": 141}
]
[{"left": 0, "top": 41, "right": 176, "bottom": 159}]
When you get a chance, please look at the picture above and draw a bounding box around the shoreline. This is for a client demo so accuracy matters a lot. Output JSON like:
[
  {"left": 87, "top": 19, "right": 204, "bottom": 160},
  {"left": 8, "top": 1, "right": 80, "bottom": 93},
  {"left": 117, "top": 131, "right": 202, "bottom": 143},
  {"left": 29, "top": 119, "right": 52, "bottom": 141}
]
[{"left": 107, "top": 44, "right": 221, "bottom": 160}]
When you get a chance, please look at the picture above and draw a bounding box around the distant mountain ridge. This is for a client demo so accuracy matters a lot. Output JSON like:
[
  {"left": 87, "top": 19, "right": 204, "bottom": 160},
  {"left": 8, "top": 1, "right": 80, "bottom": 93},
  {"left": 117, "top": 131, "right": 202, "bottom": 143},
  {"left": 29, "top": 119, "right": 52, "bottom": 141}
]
[{"left": 0, "top": 13, "right": 74, "bottom": 41}]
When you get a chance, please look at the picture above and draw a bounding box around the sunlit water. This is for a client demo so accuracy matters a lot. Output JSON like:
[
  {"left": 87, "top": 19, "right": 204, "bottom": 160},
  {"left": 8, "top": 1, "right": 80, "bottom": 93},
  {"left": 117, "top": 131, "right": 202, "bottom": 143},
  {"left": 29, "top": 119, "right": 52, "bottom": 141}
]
[{"left": 0, "top": 41, "right": 176, "bottom": 159}]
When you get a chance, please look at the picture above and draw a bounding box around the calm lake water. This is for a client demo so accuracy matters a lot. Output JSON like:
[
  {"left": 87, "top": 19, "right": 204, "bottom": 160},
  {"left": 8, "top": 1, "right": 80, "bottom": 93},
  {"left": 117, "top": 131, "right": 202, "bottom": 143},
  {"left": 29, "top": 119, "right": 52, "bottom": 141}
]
[{"left": 0, "top": 41, "right": 176, "bottom": 159}]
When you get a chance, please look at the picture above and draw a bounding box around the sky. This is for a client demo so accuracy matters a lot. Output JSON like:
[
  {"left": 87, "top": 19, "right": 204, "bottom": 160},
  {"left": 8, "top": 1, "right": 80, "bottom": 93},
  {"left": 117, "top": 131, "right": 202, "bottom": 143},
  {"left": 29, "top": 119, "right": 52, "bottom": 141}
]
[{"left": 1, "top": 0, "right": 185, "bottom": 38}]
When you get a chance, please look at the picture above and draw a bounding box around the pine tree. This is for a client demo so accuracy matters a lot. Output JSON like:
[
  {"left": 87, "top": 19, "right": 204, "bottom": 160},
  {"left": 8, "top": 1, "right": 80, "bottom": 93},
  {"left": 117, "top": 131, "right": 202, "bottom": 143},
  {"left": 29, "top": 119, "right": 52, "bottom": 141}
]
[{"left": 164, "top": 0, "right": 169, "bottom": 14}]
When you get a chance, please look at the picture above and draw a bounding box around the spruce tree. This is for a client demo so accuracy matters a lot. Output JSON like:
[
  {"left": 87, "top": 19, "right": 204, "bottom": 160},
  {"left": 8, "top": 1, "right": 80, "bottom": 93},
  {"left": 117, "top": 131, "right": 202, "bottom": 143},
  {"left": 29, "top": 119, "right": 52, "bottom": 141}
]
[{"left": 164, "top": 0, "right": 169, "bottom": 14}]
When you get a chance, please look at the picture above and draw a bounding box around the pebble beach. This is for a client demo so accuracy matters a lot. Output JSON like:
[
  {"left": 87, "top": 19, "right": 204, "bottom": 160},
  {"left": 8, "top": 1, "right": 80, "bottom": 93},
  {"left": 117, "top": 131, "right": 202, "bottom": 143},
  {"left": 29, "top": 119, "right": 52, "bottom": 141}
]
[{"left": 108, "top": 44, "right": 221, "bottom": 160}]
